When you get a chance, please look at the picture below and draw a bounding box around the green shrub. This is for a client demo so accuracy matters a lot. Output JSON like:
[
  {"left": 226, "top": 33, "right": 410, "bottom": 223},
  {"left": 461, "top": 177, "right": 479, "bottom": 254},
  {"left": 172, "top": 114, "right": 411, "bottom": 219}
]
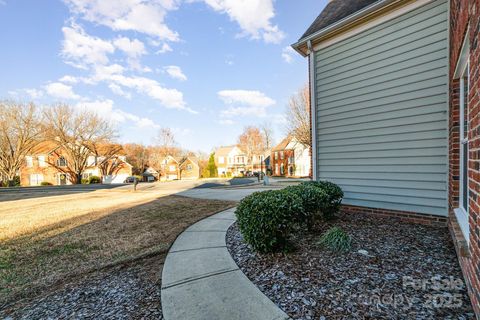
[
  {"left": 301, "top": 180, "right": 343, "bottom": 220},
  {"left": 88, "top": 176, "right": 101, "bottom": 184},
  {"left": 40, "top": 181, "right": 53, "bottom": 186},
  {"left": 283, "top": 184, "right": 328, "bottom": 226},
  {"left": 81, "top": 178, "right": 89, "bottom": 184},
  {"left": 317, "top": 227, "right": 351, "bottom": 252},
  {"left": 235, "top": 189, "right": 304, "bottom": 253}
]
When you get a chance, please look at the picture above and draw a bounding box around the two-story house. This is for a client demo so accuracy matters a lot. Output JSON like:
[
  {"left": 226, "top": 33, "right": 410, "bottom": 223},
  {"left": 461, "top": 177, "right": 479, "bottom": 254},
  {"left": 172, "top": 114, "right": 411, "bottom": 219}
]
[
  {"left": 215, "top": 145, "right": 247, "bottom": 177},
  {"left": 271, "top": 136, "right": 311, "bottom": 177},
  {"left": 20, "top": 141, "right": 132, "bottom": 186}
]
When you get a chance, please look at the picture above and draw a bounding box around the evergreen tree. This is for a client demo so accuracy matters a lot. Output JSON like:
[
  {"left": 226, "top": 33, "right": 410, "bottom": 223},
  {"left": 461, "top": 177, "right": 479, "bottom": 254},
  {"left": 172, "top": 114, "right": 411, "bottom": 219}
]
[{"left": 207, "top": 152, "right": 217, "bottom": 178}]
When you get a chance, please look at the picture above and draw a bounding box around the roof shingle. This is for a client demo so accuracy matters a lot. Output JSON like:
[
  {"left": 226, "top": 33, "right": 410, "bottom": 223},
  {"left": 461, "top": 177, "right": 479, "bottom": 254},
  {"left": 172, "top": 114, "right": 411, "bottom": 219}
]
[{"left": 300, "top": 0, "right": 379, "bottom": 41}]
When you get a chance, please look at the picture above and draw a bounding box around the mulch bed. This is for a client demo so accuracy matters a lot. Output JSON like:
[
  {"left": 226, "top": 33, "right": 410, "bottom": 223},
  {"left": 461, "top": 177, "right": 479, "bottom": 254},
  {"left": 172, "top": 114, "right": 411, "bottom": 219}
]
[
  {"left": 0, "top": 254, "right": 164, "bottom": 320},
  {"left": 226, "top": 213, "right": 475, "bottom": 319}
]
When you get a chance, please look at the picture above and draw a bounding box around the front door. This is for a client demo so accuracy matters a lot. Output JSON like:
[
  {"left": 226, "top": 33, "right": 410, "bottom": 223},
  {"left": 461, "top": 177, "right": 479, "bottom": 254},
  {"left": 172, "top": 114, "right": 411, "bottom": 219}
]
[{"left": 58, "top": 173, "right": 67, "bottom": 185}]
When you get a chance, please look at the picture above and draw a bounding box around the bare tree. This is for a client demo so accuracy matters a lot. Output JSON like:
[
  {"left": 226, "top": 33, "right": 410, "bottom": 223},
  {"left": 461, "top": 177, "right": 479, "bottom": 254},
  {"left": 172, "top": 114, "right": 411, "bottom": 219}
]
[
  {"left": 43, "top": 104, "right": 117, "bottom": 184},
  {"left": 286, "top": 84, "right": 311, "bottom": 147},
  {"left": 123, "top": 143, "right": 149, "bottom": 175},
  {"left": 0, "top": 101, "right": 42, "bottom": 186},
  {"left": 155, "top": 127, "right": 177, "bottom": 158},
  {"left": 151, "top": 127, "right": 178, "bottom": 178},
  {"left": 94, "top": 143, "right": 125, "bottom": 177},
  {"left": 260, "top": 122, "right": 274, "bottom": 150},
  {"left": 237, "top": 126, "right": 266, "bottom": 171}
]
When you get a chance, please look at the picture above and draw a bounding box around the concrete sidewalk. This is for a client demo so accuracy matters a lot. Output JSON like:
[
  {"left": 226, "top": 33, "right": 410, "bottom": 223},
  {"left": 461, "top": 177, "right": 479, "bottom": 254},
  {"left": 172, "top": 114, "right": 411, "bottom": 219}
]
[{"left": 161, "top": 208, "right": 289, "bottom": 320}]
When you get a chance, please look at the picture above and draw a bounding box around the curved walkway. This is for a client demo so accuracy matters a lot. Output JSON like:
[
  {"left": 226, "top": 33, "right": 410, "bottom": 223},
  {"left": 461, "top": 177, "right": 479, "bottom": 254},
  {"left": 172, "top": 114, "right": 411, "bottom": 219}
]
[{"left": 161, "top": 208, "right": 289, "bottom": 320}]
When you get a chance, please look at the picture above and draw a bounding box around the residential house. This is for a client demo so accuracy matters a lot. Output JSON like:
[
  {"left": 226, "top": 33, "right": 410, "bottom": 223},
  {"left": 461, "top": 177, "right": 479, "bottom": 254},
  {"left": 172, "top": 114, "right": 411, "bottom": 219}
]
[
  {"left": 293, "top": 0, "right": 479, "bottom": 314},
  {"left": 161, "top": 156, "right": 180, "bottom": 181},
  {"left": 142, "top": 167, "right": 159, "bottom": 182},
  {"left": 215, "top": 145, "right": 247, "bottom": 177},
  {"left": 271, "top": 136, "right": 310, "bottom": 177},
  {"left": 20, "top": 141, "right": 132, "bottom": 186},
  {"left": 179, "top": 157, "right": 200, "bottom": 180}
]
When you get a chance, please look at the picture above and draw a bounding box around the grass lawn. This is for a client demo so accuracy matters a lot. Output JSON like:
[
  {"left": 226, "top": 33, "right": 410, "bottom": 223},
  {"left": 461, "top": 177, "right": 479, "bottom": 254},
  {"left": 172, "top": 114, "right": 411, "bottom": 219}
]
[{"left": 0, "top": 190, "right": 235, "bottom": 307}]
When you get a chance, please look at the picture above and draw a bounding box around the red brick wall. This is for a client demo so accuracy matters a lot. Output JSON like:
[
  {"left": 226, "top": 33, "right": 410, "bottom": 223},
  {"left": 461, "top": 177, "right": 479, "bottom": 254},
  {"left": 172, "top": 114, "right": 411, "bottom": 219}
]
[
  {"left": 342, "top": 205, "right": 448, "bottom": 227},
  {"left": 449, "top": 0, "right": 480, "bottom": 316},
  {"left": 271, "top": 150, "right": 294, "bottom": 176}
]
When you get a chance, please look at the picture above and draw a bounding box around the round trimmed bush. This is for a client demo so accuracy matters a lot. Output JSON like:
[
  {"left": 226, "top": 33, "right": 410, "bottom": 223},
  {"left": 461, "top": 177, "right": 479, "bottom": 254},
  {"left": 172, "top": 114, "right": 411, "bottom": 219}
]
[
  {"left": 235, "top": 189, "right": 304, "bottom": 253},
  {"left": 40, "top": 181, "right": 53, "bottom": 186},
  {"left": 88, "top": 175, "right": 101, "bottom": 184},
  {"left": 301, "top": 180, "right": 343, "bottom": 220},
  {"left": 283, "top": 184, "right": 328, "bottom": 226}
]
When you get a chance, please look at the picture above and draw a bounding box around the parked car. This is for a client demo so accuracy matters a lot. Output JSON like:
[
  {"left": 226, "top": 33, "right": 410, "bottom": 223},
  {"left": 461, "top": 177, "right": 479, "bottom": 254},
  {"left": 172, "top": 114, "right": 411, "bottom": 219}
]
[{"left": 124, "top": 176, "right": 136, "bottom": 183}]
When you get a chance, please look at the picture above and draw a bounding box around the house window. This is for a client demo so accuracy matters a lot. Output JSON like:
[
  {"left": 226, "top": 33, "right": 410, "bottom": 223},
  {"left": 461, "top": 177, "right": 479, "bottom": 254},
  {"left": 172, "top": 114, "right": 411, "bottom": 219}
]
[
  {"left": 274, "top": 152, "right": 278, "bottom": 160},
  {"left": 454, "top": 33, "right": 470, "bottom": 244},
  {"left": 57, "top": 157, "right": 67, "bottom": 167},
  {"left": 29, "top": 174, "right": 43, "bottom": 186},
  {"left": 26, "top": 156, "right": 33, "bottom": 167},
  {"left": 280, "top": 163, "right": 285, "bottom": 175},
  {"left": 169, "top": 165, "right": 176, "bottom": 171},
  {"left": 186, "top": 164, "right": 193, "bottom": 171},
  {"left": 275, "top": 164, "right": 279, "bottom": 175},
  {"left": 288, "top": 155, "right": 294, "bottom": 164},
  {"left": 82, "top": 173, "right": 92, "bottom": 179},
  {"left": 38, "top": 156, "right": 46, "bottom": 167},
  {"left": 219, "top": 156, "right": 225, "bottom": 164},
  {"left": 280, "top": 151, "right": 284, "bottom": 160}
]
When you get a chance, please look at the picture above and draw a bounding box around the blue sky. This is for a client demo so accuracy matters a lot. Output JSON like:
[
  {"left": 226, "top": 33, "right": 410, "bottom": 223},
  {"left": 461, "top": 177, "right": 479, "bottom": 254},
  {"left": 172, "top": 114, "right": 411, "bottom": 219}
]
[{"left": 0, "top": 0, "right": 326, "bottom": 152}]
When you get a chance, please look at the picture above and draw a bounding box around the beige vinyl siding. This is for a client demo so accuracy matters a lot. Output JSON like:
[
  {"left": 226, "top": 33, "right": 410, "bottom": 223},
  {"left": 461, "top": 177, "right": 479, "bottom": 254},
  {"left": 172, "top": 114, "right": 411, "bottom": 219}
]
[{"left": 314, "top": 0, "right": 448, "bottom": 216}]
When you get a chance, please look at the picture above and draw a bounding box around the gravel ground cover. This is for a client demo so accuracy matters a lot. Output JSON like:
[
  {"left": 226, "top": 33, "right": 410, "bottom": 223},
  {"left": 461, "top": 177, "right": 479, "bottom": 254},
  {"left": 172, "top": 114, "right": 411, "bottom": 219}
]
[
  {"left": 1, "top": 254, "right": 164, "bottom": 319},
  {"left": 227, "top": 213, "right": 475, "bottom": 319}
]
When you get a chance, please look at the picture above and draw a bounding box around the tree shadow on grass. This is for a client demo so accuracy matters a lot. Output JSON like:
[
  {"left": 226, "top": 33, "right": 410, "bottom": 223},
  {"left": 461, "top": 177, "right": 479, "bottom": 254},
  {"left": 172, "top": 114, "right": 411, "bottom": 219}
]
[{"left": 0, "top": 193, "right": 236, "bottom": 310}]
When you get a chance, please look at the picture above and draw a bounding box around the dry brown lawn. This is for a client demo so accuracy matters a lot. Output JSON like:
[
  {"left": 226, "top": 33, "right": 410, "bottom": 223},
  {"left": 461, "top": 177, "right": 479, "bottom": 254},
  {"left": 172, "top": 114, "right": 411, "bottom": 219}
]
[{"left": 0, "top": 190, "right": 235, "bottom": 307}]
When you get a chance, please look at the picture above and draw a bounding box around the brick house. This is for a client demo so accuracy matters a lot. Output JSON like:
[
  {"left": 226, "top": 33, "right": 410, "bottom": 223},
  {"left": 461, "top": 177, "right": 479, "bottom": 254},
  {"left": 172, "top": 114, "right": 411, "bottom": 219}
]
[
  {"left": 179, "top": 157, "right": 200, "bottom": 180},
  {"left": 293, "top": 0, "right": 479, "bottom": 315},
  {"left": 20, "top": 141, "right": 132, "bottom": 185},
  {"left": 449, "top": 0, "right": 480, "bottom": 313},
  {"left": 271, "top": 136, "right": 311, "bottom": 177}
]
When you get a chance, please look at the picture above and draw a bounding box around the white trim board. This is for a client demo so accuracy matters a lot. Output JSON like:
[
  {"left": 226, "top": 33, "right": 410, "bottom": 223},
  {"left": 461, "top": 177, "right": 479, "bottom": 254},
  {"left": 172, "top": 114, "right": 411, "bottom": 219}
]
[{"left": 314, "top": 0, "right": 435, "bottom": 51}]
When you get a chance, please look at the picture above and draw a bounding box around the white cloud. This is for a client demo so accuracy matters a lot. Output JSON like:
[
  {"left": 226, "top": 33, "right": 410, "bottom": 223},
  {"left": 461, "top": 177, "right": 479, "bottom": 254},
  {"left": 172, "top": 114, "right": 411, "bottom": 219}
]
[
  {"left": 45, "top": 82, "right": 81, "bottom": 100},
  {"left": 108, "top": 83, "right": 132, "bottom": 99},
  {"left": 8, "top": 88, "right": 44, "bottom": 99},
  {"left": 25, "top": 89, "right": 44, "bottom": 99},
  {"left": 218, "top": 89, "right": 276, "bottom": 118},
  {"left": 218, "top": 90, "right": 275, "bottom": 107},
  {"left": 106, "top": 73, "right": 193, "bottom": 112},
  {"left": 61, "top": 22, "right": 115, "bottom": 69},
  {"left": 113, "top": 36, "right": 150, "bottom": 71},
  {"left": 164, "top": 65, "right": 187, "bottom": 81},
  {"left": 59, "top": 75, "right": 79, "bottom": 84},
  {"left": 63, "top": 0, "right": 180, "bottom": 41},
  {"left": 282, "top": 46, "right": 295, "bottom": 63},
  {"left": 113, "top": 36, "right": 146, "bottom": 58},
  {"left": 76, "top": 99, "right": 159, "bottom": 129},
  {"left": 201, "top": 0, "right": 285, "bottom": 43},
  {"left": 155, "top": 43, "right": 173, "bottom": 54}
]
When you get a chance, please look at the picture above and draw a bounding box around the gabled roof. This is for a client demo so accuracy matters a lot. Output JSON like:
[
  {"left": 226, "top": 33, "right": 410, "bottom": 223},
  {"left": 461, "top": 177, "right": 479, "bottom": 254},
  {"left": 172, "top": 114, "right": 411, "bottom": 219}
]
[
  {"left": 272, "top": 136, "right": 293, "bottom": 152},
  {"left": 179, "top": 156, "right": 199, "bottom": 168},
  {"left": 215, "top": 145, "right": 238, "bottom": 157},
  {"left": 300, "top": 0, "right": 379, "bottom": 41}
]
